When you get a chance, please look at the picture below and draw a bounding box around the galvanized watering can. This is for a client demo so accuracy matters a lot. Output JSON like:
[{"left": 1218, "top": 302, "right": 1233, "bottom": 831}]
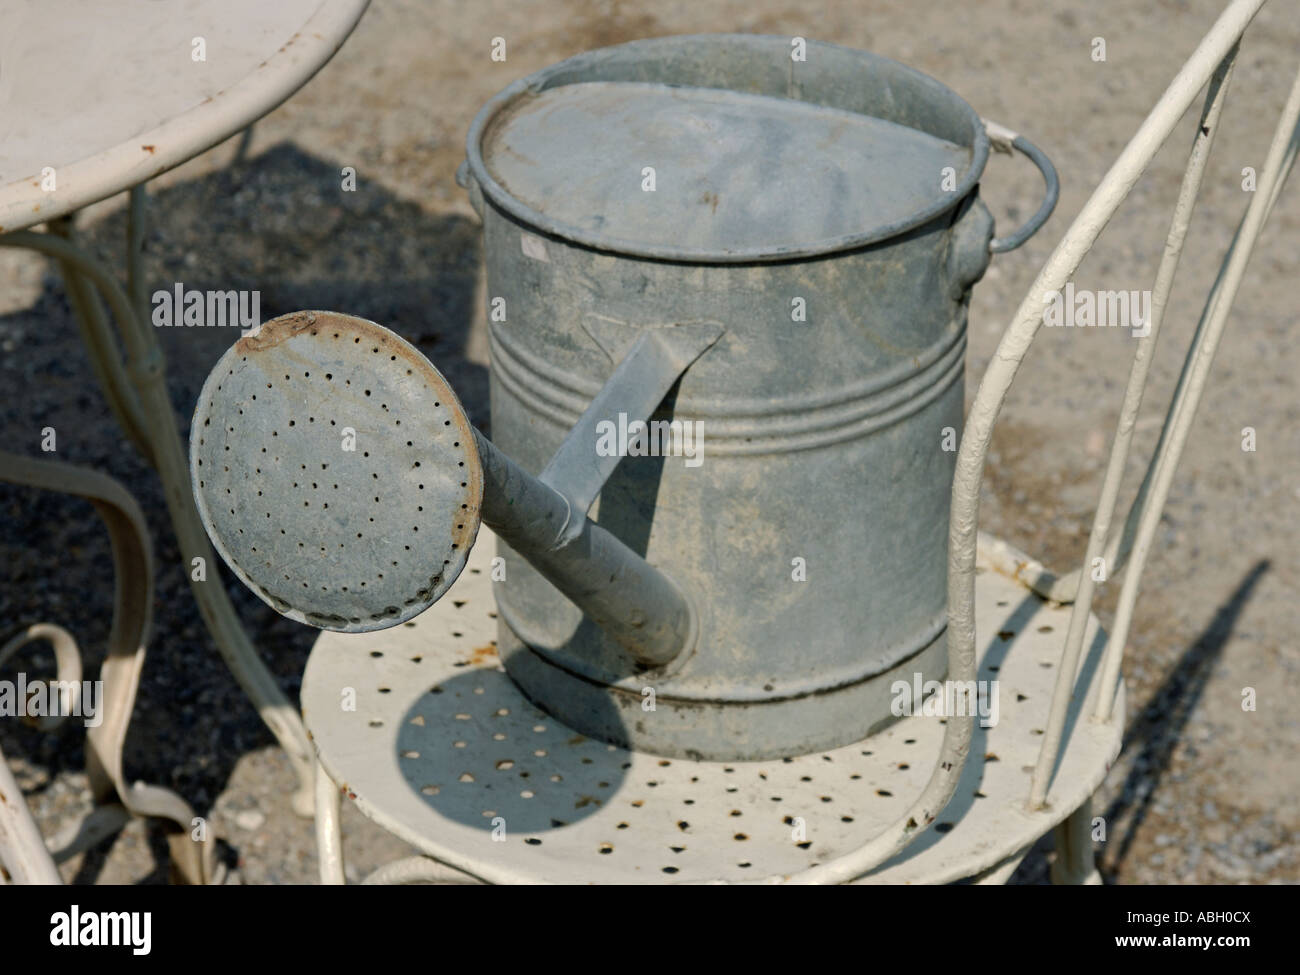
[{"left": 190, "top": 35, "right": 1057, "bottom": 761}]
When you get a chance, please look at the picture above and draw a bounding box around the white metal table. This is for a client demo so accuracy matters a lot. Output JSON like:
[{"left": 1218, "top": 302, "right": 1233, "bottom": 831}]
[
  {"left": 0, "top": 0, "right": 370, "bottom": 881},
  {"left": 0, "top": 0, "right": 369, "bottom": 232}
]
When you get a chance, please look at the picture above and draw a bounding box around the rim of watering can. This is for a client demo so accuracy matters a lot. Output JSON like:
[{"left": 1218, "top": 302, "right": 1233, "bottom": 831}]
[{"left": 464, "top": 33, "right": 991, "bottom": 265}]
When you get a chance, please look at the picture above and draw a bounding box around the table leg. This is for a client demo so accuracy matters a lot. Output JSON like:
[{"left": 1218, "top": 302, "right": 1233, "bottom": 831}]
[
  {"left": 1, "top": 206, "right": 318, "bottom": 816},
  {"left": 0, "top": 740, "right": 63, "bottom": 884},
  {"left": 46, "top": 215, "right": 153, "bottom": 461},
  {"left": 1, "top": 454, "right": 222, "bottom": 882}
]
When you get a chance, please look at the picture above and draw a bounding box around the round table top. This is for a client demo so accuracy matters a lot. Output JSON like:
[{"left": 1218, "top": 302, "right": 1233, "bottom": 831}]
[{"left": 0, "top": 0, "right": 370, "bottom": 234}]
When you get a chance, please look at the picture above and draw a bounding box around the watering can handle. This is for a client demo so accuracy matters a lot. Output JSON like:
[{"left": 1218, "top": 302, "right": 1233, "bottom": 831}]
[{"left": 982, "top": 119, "right": 1060, "bottom": 253}]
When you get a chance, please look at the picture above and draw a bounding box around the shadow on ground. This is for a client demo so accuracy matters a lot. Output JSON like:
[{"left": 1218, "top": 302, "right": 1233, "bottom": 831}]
[
  {"left": 1007, "top": 559, "right": 1269, "bottom": 884},
  {"left": 1097, "top": 559, "right": 1270, "bottom": 881}
]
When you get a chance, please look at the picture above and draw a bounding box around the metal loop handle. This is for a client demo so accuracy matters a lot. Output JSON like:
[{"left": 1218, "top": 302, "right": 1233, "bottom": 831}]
[{"left": 984, "top": 120, "right": 1060, "bottom": 253}]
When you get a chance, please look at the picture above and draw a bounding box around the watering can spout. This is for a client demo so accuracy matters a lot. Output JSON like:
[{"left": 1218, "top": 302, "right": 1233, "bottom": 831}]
[
  {"left": 189, "top": 311, "right": 700, "bottom": 668},
  {"left": 471, "top": 427, "right": 696, "bottom": 667}
]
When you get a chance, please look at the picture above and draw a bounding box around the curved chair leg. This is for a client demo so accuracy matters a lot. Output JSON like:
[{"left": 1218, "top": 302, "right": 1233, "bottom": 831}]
[
  {"left": 360, "top": 857, "right": 483, "bottom": 885},
  {"left": 1051, "top": 794, "right": 1102, "bottom": 885},
  {"left": 315, "top": 760, "right": 345, "bottom": 885},
  {"left": 970, "top": 847, "right": 1031, "bottom": 885}
]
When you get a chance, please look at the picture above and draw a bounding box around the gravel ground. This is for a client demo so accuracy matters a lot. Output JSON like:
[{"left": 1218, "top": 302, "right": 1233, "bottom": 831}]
[{"left": 1, "top": 0, "right": 1296, "bottom": 884}]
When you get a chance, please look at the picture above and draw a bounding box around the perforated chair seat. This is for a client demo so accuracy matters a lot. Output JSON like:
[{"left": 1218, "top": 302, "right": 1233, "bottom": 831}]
[{"left": 302, "top": 527, "right": 1123, "bottom": 884}]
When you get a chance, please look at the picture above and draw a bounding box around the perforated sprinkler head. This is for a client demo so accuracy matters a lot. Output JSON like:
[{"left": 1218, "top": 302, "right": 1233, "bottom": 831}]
[{"left": 189, "top": 311, "right": 483, "bottom": 633}]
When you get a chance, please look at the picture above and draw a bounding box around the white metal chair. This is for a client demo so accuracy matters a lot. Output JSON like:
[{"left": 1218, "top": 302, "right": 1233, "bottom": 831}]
[{"left": 302, "top": 0, "right": 1296, "bottom": 883}]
